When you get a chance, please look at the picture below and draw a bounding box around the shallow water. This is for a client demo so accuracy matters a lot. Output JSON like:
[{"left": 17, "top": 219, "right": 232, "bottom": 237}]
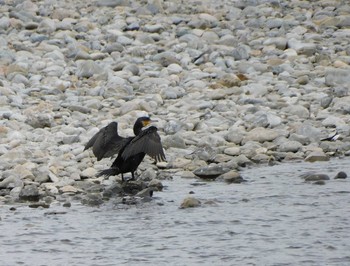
[{"left": 1, "top": 159, "right": 350, "bottom": 266}]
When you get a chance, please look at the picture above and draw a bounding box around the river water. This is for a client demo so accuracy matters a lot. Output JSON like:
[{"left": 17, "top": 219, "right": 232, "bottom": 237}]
[{"left": 1, "top": 159, "right": 350, "bottom": 266}]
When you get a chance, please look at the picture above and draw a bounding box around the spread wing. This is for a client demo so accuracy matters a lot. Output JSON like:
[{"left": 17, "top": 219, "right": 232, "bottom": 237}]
[
  {"left": 84, "top": 122, "right": 127, "bottom": 161},
  {"left": 121, "top": 126, "right": 166, "bottom": 162}
]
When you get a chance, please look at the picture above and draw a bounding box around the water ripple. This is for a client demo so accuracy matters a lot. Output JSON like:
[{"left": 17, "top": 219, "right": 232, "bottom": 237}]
[{"left": 1, "top": 159, "right": 350, "bottom": 265}]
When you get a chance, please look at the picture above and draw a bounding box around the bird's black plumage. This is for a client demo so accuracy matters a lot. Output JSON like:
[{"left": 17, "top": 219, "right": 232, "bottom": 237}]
[{"left": 85, "top": 117, "right": 166, "bottom": 181}]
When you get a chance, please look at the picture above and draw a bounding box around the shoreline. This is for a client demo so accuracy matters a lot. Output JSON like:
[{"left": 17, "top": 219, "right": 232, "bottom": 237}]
[{"left": 1, "top": 0, "right": 350, "bottom": 207}]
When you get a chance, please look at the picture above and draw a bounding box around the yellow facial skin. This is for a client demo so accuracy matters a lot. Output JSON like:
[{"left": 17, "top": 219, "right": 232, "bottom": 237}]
[{"left": 142, "top": 119, "right": 151, "bottom": 127}]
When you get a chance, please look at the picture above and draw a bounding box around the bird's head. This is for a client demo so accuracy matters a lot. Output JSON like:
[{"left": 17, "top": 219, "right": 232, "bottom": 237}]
[
  {"left": 134, "top": 116, "right": 152, "bottom": 135},
  {"left": 139, "top": 116, "right": 151, "bottom": 127}
]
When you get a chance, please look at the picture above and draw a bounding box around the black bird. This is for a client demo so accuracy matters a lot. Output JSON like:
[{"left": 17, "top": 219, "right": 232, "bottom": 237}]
[{"left": 84, "top": 117, "right": 166, "bottom": 181}]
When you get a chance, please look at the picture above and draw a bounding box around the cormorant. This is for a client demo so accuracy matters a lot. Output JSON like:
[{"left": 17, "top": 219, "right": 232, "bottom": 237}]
[{"left": 84, "top": 117, "right": 166, "bottom": 181}]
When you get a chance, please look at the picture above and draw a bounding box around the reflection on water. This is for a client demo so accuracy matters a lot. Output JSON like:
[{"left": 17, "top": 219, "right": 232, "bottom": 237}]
[{"left": 1, "top": 159, "right": 350, "bottom": 266}]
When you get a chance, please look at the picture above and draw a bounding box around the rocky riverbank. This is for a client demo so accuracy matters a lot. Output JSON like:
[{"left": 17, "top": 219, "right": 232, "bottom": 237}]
[{"left": 1, "top": 0, "right": 350, "bottom": 207}]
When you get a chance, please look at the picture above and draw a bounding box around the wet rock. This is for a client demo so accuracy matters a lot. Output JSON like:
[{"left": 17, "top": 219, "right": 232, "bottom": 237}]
[
  {"left": 28, "top": 202, "right": 50, "bottom": 208},
  {"left": 63, "top": 201, "right": 72, "bottom": 208},
  {"left": 19, "top": 185, "right": 40, "bottom": 201},
  {"left": 193, "top": 165, "right": 230, "bottom": 180},
  {"left": 148, "top": 179, "right": 163, "bottom": 191},
  {"left": 313, "top": 180, "right": 326, "bottom": 185},
  {"left": 81, "top": 193, "right": 104, "bottom": 206},
  {"left": 302, "top": 173, "right": 330, "bottom": 182},
  {"left": 305, "top": 151, "right": 329, "bottom": 162},
  {"left": 180, "top": 196, "right": 201, "bottom": 209},
  {"left": 121, "top": 181, "right": 147, "bottom": 195},
  {"left": 334, "top": 171, "right": 347, "bottom": 179},
  {"left": 221, "top": 171, "right": 246, "bottom": 184},
  {"left": 103, "top": 183, "right": 123, "bottom": 199},
  {"left": 135, "top": 187, "right": 154, "bottom": 198}
]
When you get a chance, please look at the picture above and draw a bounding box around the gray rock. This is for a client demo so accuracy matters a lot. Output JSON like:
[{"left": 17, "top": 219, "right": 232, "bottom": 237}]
[
  {"left": 37, "top": 18, "right": 56, "bottom": 34},
  {"left": 135, "top": 187, "right": 154, "bottom": 198},
  {"left": 287, "top": 38, "right": 316, "bottom": 56},
  {"left": 81, "top": 193, "right": 104, "bottom": 206},
  {"left": 76, "top": 60, "right": 107, "bottom": 79},
  {"left": 242, "top": 127, "right": 279, "bottom": 144},
  {"left": 282, "top": 105, "right": 310, "bottom": 118},
  {"left": 325, "top": 68, "right": 350, "bottom": 86},
  {"left": 26, "top": 114, "right": 54, "bottom": 128},
  {"left": 193, "top": 165, "right": 230, "bottom": 180},
  {"left": 263, "top": 37, "right": 287, "bottom": 50},
  {"left": 162, "top": 134, "right": 186, "bottom": 149},
  {"left": 148, "top": 179, "right": 163, "bottom": 191},
  {"left": 232, "top": 44, "right": 251, "bottom": 60},
  {"left": 0, "top": 176, "right": 23, "bottom": 189},
  {"left": 278, "top": 140, "right": 303, "bottom": 153},
  {"left": 334, "top": 171, "right": 347, "bottom": 179},
  {"left": 0, "top": 17, "right": 10, "bottom": 30},
  {"left": 301, "top": 173, "right": 330, "bottom": 182},
  {"left": 225, "top": 126, "right": 245, "bottom": 144},
  {"left": 221, "top": 171, "right": 246, "bottom": 184},
  {"left": 331, "top": 96, "right": 350, "bottom": 114},
  {"left": 305, "top": 151, "right": 329, "bottom": 162},
  {"left": 19, "top": 185, "right": 40, "bottom": 201}
]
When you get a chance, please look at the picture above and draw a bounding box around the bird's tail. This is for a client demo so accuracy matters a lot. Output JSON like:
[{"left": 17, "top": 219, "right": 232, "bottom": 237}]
[{"left": 96, "top": 167, "right": 120, "bottom": 177}]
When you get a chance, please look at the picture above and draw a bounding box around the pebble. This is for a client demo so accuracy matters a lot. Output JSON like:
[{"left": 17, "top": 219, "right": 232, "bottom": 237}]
[{"left": 0, "top": 0, "right": 348, "bottom": 207}]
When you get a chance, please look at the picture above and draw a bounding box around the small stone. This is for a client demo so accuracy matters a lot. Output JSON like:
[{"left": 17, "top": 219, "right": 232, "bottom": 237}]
[
  {"left": 180, "top": 196, "right": 201, "bottom": 209},
  {"left": 334, "top": 171, "right": 347, "bottom": 179}
]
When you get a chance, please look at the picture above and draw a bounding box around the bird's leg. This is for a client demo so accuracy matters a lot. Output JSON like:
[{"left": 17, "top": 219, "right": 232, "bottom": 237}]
[
  {"left": 130, "top": 172, "right": 135, "bottom": 181},
  {"left": 121, "top": 173, "right": 124, "bottom": 182}
]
